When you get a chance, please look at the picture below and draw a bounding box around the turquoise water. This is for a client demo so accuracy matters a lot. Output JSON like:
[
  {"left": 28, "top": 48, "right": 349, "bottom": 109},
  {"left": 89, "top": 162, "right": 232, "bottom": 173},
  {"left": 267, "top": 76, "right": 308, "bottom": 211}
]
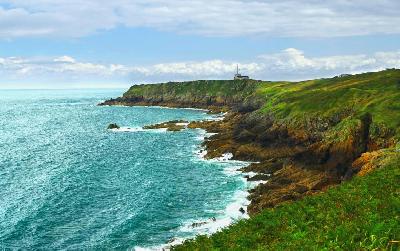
[{"left": 0, "top": 89, "right": 249, "bottom": 250}]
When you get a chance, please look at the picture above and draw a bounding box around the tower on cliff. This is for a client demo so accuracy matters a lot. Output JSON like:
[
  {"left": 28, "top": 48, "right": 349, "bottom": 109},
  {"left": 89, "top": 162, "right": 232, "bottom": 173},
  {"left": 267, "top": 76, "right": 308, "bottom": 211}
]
[{"left": 234, "top": 65, "right": 249, "bottom": 80}]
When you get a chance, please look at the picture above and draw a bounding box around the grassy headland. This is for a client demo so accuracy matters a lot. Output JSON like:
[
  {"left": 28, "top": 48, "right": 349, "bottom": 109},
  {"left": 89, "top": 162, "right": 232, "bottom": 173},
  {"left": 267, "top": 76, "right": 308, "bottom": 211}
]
[{"left": 101, "top": 69, "right": 400, "bottom": 249}]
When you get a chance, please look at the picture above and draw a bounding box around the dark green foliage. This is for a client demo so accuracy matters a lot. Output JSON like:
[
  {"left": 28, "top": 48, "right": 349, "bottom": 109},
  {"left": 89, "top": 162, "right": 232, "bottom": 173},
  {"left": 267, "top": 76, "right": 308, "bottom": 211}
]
[
  {"left": 124, "top": 80, "right": 261, "bottom": 98},
  {"left": 123, "top": 79, "right": 265, "bottom": 107}
]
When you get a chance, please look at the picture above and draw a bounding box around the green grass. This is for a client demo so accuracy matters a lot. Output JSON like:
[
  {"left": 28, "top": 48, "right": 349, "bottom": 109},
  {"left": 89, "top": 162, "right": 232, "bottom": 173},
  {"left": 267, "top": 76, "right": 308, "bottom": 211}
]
[
  {"left": 174, "top": 151, "right": 400, "bottom": 250},
  {"left": 256, "top": 69, "right": 400, "bottom": 139}
]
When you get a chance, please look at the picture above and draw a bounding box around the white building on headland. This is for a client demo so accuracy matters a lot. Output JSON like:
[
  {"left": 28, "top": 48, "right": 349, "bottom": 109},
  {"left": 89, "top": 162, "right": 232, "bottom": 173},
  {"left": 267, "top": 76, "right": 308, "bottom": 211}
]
[{"left": 234, "top": 65, "right": 249, "bottom": 80}]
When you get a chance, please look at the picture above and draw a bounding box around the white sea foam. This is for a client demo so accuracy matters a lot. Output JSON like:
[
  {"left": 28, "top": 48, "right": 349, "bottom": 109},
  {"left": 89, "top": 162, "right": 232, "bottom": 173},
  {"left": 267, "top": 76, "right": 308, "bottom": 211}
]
[
  {"left": 134, "top": 236, "right": 186, "bottom": 251},
  {"left": 110, "top": 127, "right": 144, "bottom": 132},
  {"left": 195, "top": 149, "right": 208, "bottom": 159},
  {"left": 109, "top": 127, "right": 168, "bottom": 133},
  {"left": 205, "top": 132, "right": 218, "bottom": 138},
  {"left": 216, "top": 152, "right": 233, "bottom": 161},
  {"left": 210, "top": 112, "right": 227, "bottom": 121},
  {"left": 175, "top": 122, "right": 189, "bottom": 126},
  {"left": 250, "top": 179, "right": 269, "bottom": 187},
  {"left": 176, "top": 188, "right": 250, "bottom": 240},
  {"left": 141, "top": 105, "right": 209, "bottom": 112},
  {"left": 193, "top": 128, "right": 205, "bottom": 141},
  {"left": 223, "top": 165, "right": 242, "bottom": 176},
  {"left": 195, "top": 135, "right": 205, "bottom": 141},
  {"left": 246, "top": 171, "right": 258, "bottom": 178}
]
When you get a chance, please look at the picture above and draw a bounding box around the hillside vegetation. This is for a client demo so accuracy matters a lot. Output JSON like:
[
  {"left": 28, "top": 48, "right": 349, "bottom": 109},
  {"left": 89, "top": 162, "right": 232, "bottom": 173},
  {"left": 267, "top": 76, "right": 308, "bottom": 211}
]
[
  {"left": 124, "top": 79, "right": 263, "bottom": 99},
  {"left": 174, "top": 150, "right": 400, "bottom": 250},
  {"left": 122, "top": 79, "right": 265, "bottom": 110},
  {"left": 255, "top": 69, "right": 400, "bottom": 142}
]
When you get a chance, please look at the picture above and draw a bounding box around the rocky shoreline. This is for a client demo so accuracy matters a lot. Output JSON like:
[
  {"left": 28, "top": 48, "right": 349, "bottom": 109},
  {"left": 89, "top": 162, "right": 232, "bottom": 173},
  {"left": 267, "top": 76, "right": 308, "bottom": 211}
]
[
  {"left": 100, "top": 95, "right": 393, "bottom": 216},
  {"left": 100, "top": 72, "right": 399, "bottom": 216},
  {"left": 189, "top": 111, "right": 337, "bottom": 215}
]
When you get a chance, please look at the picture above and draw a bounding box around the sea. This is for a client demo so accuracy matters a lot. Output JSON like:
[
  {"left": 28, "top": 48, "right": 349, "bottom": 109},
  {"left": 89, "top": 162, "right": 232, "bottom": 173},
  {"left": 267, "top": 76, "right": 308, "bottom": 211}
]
[{"left": 0, "top": 89, "right": 259, "bottom": 250}]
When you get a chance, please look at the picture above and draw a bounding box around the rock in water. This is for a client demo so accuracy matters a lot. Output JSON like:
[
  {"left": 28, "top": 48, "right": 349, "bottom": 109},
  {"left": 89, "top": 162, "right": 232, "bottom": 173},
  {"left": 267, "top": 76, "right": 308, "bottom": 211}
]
[
  {"left": 107, "top": 123, "right": 120, "bottom": 129},
  {"left": 143, "top": 120, "right": 188, "bottom": 132}
]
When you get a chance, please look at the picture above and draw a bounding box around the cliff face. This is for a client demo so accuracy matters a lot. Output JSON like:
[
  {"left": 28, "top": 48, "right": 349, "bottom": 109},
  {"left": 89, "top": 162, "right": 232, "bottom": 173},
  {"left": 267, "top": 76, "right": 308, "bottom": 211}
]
[
  {"left": 101, "top": 70, "right": 400, "bottom": 215},
  {"left": 100, "top": 79, "right": 266, "bottom": 112}
]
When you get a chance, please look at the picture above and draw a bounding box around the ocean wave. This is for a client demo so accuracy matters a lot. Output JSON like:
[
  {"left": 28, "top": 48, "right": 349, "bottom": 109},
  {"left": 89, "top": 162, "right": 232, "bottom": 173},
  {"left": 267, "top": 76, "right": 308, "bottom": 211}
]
[
  {"left": 134, "top": 237, "right": 186, "bottom": 251},
  {"left": 194, "top": 130, "right": 217, "bottom": 141},
  {"left": 205, "top": 132, "right": 218, "bottom": 137},
  {"left": 109, "top": 127, "right": 168, "bottom": 133},
  {"left": 109, "top": 127, "right": 144, "bottom": 132},
  {"left": 195, "top": 148, "right": 208, "bottom": 159},
  {"left": 223, "top": 165, "right": 242, "bottom": 176},
  {"left": 175, "top": 122, "right": 189, "bottom": 126},
  {"left": 134, "top": 188, "right": 251, "bottom": 251},
  {"left": 209, "top": 112, "right": 227, "bottom": 121},
  {"left": 176, "top": 189, "right": 250, "bottom": 241},
  {"left": 216, "top": 152, "right": 233, "bottom": 161},
  {"left": 140, "top": 105, "right": 209, "bottom": 112}
]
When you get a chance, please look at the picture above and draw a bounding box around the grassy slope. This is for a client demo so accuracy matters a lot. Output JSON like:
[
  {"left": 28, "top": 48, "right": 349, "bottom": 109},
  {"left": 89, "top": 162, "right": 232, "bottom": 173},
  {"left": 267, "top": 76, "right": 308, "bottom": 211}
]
[
  {"left": 255, "top": 69, "right": 400, "bottom": 140},
  {"left": 175, "top": 151, "right": 400, "bottom": 250}
]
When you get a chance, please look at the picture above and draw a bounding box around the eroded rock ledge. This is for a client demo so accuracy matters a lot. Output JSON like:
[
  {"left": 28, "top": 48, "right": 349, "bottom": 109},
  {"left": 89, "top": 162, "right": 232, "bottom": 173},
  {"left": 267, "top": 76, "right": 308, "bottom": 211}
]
[{"left": 143, "top": 120, "right": 189, "bottom": 132}]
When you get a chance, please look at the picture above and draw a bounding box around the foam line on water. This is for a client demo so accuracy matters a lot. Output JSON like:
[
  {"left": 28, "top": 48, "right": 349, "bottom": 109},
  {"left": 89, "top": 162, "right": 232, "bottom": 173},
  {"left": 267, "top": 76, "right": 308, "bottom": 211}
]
[
  {"left": 139, "top": 105, "right": 209, "bottom": 112},
  {"left": 109, "top": 127, "right": 168, "bottom": 133}
]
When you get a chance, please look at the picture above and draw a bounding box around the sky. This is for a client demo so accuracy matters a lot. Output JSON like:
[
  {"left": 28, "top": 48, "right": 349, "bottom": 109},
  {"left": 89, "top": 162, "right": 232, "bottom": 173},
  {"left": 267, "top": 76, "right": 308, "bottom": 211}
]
[{"left": 0, "top": 0, "right": 400, "bottom": 89}]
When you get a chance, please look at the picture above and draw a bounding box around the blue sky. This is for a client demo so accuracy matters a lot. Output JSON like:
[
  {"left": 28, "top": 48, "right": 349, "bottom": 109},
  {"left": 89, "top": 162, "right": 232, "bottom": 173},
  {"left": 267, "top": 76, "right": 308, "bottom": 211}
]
[{"left": 0, "top": 0, "right": 400, "bottom": 89}]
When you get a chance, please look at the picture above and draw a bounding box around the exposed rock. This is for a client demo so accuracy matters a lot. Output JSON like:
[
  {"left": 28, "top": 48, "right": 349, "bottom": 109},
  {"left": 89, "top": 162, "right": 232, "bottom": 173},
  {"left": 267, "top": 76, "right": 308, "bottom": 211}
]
[
  {"left": 143, "top": 120, "right": 189, "bottom": 132},
  {"left": 167, "top": 237, "right": 178, "bottom": 244},
  {"left": 247, "top": 174, "right": 270, "bottom": 181},
  {"left": 191, "top": 221, "right": 208, "bottom": 228},
  {"left": 107, "top": 123, "right": 120, "bottom": 129},
  {"left": 352, "top": 151, "right": 383, "bottom": 176}
]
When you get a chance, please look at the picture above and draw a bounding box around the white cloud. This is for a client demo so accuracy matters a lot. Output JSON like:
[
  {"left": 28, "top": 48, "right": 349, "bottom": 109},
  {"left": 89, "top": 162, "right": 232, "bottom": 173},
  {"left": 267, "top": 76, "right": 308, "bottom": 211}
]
[
  {"left": 0, "top": 49, "right": 400, "bottom": 87},
  {"left": 259, "top": 48, "right": 400, "bottom": 76},
  {"left": 0, "top": 0, "right": 400, "bottom": 38},
  {"left": 54, "top": 56, "right": 76, "bottom": 63}
]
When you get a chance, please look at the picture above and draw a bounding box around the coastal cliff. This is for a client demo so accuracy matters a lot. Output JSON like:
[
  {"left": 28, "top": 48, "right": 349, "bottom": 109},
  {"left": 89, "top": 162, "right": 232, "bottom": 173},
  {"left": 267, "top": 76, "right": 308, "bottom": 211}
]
[
  {"left": 102, "top": 69, "right": 400, "bottom": 249},
  {"left": 101, "top": 79, "right": 265, "bottom": 113},
  {"left": 101, "top": 69, "right": 399, "bottom": 215}
]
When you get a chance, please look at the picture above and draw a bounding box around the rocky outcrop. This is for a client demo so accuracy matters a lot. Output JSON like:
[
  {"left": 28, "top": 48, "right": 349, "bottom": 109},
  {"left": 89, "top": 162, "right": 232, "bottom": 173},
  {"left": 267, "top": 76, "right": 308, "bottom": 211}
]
[
  {"left": 143, "top": 120, "right": 189, "bottom": 132},
  {"left": 187, "top": 110, "right": 392, "bottom": 215},
  {"left": 107, "top": 123, "right": 120, "bottom": 129}
]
